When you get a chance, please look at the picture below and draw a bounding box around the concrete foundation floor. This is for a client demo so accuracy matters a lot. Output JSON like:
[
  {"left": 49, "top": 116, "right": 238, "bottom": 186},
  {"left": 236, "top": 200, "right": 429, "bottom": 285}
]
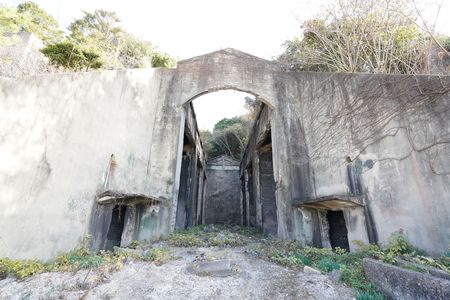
[{"left": 0, "top": 238, "right": 354, "bottom": 299}]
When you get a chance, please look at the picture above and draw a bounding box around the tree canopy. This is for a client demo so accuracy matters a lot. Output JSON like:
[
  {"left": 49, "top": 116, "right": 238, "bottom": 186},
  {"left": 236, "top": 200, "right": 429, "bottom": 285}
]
[
  {"left": 200, "top": 96, "right": 261, "bottom": 160},
  {"left": 0, "top": 2, "right": 176, "bottom": 71},
  {"left": 278, "top": 0, "right": 445, "bottom": 74},
  {"left": 0, "top": 1, "right": 61, "bottom": 45}
]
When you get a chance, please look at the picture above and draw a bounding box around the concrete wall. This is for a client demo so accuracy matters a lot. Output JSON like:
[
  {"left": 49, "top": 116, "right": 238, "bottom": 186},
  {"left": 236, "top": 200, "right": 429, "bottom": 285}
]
[
  {"left": 0, "top": 69, "right": 177, "bottom": 259},
  {"left": 204, "top": 155, "right": 240, "bottom": 225},
  {"left": 1, "top": 48, "right": 449, "bottom": 259}
]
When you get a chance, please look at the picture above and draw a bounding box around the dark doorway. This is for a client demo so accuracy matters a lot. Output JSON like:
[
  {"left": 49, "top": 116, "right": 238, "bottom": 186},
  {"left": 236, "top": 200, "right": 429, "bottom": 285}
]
[
  {"left": 176, "top": 131, "right": 193, "bottom": 229},
  {"left": 105, "top": 205, "right": 126, "bottom": 250},
  {"left": 327, "top": 210, "right": 350, "bottom": 251},
  {"left": 241, "top": 176, "right": 247, "bottom": 226},
  {"left": 247, "top": 165, "right": 256, "bottom": 227},
  {"left": 259, "top": 130, "right": 277, "bottom": 236}
]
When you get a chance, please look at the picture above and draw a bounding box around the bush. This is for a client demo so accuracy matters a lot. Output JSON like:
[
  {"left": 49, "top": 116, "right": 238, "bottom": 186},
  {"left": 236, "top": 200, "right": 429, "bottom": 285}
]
[
  {"left": 127, "top": 240, "right": 141, "bottom": 249},
  {"left": 293, "top": 252, "right": 312, "bottom": 266},
  {"left": 142, "top": 248, "right": 173, "bottom": 265},
  {"left": 386, "top": 230, "right": 413, "bottom": 256},
  {"left": 0, "top": 258, "right": 48, "bottom": 279},
  {"left": 54, "top": 247, "right": 104, "bottom": 271},
  {"left": 166, "top": 232, "right": 205, "bottom": 247},
  {"left": 356, "top": 291, "right": 385, "bottom": 300},
  {"left": 318, "top": 257, "right": 340, "bottom": 272},
  {"left": 207, "top": 232, "right": 247, "bottom": 247}
]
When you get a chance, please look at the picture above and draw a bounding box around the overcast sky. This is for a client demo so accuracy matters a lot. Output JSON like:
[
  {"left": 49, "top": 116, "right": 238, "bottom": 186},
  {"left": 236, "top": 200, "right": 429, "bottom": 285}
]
[{"left": 3, "top": 0, "right": 449, "bottom": 130}]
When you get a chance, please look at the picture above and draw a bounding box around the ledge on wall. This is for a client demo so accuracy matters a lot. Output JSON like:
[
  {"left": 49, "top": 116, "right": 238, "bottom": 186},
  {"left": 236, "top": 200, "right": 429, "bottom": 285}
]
[
  {"left": 97, "top": 190, "right": 163, "bottom": 206},
  {"left": 292, "top": 194, "right": 363, "bottom": 210}
]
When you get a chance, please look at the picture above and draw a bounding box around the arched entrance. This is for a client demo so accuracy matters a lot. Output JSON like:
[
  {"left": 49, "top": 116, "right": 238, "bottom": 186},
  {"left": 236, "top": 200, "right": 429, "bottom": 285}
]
[{"left": 173, "top": 86, "right": 279, "bottom": 235}]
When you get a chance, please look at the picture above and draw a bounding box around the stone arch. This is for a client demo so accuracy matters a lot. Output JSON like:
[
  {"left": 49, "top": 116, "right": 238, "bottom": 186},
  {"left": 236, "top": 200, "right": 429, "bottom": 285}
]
[
  {"left": 171, "top": 48, "right": 285, "bottom": 110},
  {"left": 182, "top": 86, "right": 276, "bottom": 110}
]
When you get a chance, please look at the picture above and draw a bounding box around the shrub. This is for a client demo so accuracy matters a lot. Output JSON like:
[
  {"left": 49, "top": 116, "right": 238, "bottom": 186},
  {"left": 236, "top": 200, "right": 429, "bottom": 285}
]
[
  {"left": 54, "top": 247, "right": 104, "bottom": 271},
  {"left": 318, "top": 257, "right": 340, "bottom": 272},
  {"left": 0, "top": 258, "right": 48, "bottom": 279},
  {"left": 356, "top": 291, "right": 385, "bottom": 300},
  {"left": 207, "top": 233, "right": 247, "bottom": 247},
  {"left": 142, "top": 248, "right": 173, "bottom": 265},
  {"left": 127, "top": 240, "right": 141, "bottom": 249},
  {"left": 166, "top": 232, "right": 205, "bottom": 247},
  {"left": 293, "top": 252, "right": 312, "bottom": 266},
  {"left": 386, "top": 230, "right": 413, "bottom": 256}
]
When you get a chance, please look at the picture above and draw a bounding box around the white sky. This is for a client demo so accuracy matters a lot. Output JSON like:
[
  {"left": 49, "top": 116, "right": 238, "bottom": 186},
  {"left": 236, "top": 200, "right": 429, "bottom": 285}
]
[
  {"left": 192, "top": 90, "right": 252, "bottom": 131},
  {"left": 3, "top": 0, "right": 449, "bottom": 130}
]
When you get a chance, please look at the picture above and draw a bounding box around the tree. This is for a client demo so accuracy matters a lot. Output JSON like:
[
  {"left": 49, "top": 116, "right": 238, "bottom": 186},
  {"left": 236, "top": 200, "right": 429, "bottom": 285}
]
[
  {"left": 151, "top": 52, "right": 176, "bottom": 68},
  {"left": 200, "top": 116, "right": 252, "bottom": 159},
  {"left": 68, "top": 10, "right": 122, "bottom": 69},
  {"left": 16, "top": 1, "right": 62, "bottom": 44},
  {"left": 278, "top": 0, "right": 430, "bottom": 74},
  {"left": 41, "top": 42, "right": 102, "bottom": 71},
  {"left": 0, "top": 1, "right": 61, "bottom": 45},
  {"left": 118, "top": 32, "right": 154, "bottom": 68},
  {"left": 66, "top": 9, "right": 176, "bottom": 69}
]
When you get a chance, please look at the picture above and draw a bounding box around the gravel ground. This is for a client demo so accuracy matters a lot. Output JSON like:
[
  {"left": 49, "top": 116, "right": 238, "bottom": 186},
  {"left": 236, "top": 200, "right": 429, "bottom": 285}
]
[{"left": 0, "top": 246, "right": 354, "bottom": 300}]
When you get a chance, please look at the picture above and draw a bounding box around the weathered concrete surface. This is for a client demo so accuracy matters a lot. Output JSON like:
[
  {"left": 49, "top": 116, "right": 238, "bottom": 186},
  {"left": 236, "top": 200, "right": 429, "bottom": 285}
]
[
  {"left": 1, "top": 48, "right": 449, "bottom": 259},
  {"left": 204, "top": 155, "right": 240, "bottom": 225},
  {"left": 187, "top": 259, "right": 234, "bottom": 277},
  {"left": 0, "top": 246, "right": 355, "bottom": 300},
  {"left": 363, "top": 258, "right": 450, "bottom": 300},
  {"left": 0, "top": 69, "right": 175, "bottom": 259},
  {"left": 0, "top": 32, "right": 53, "bottom": 79}
]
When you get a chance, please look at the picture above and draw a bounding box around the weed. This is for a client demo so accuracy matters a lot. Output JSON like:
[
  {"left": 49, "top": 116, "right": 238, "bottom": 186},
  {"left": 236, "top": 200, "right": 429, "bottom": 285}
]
[
  {"left": 207, "top": 232, "right": 247, "bottom": 247},
  {"left": 127, "top": 240, "right": 142, "bottom": 249},
  {"left": 355, "top": 290, "right": 385, "bottom": 300},
  {"left": 386, "top": 229, "right": 413, "bottom": 256},
  {"left": 318, "top": 257, "right": 340, "bottom": 272},
  {"left": 142, "top": 248, "right": 174, "bottom": 265},
  {"left": 0, "top": 258, "right": 48, "bottom": 279},
  {"left": 166, "top": 232, "right": 205, "bottom": 247}
]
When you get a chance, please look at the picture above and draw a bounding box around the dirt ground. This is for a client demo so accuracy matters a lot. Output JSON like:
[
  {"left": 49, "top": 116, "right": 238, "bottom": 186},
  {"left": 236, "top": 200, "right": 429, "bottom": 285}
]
[{"left": 0, "top": 243, "right": 354, "bottom": 300}]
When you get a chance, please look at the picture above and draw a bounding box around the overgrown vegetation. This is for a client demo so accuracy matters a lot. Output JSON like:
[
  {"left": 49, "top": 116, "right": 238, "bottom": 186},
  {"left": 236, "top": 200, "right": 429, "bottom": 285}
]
[
  {"left": 166, "top": 224, "right": 256, "bottom": 248},
  {"left": 278, "top": 0, "right": 449, "bottom": 74},
  {"left": 0, "top": 237, "right": 174, "bottom": 280},
  {"left": 199, "top": 96, "right": 261, "bottom": 160},
  {"left": 252, "top": 229, "right": 449, "bottom": 300},
  {"left": 0, "top": 2, "right": 176, "bottom": 71}
]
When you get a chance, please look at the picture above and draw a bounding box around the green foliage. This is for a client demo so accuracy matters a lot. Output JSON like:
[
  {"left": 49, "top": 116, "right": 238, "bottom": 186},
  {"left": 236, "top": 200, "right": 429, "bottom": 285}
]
[
  {"left": 201, "top": 116, "right": 251, "bottom": 160},
  {"left": 385, "top": 229, "right": 413, "bottom": 256},
  {"left": 166, "top": 225, "right": 248, "bottom": 248},
  {"left": 142, "top": 248, "right": 174, "bottom": 265},
  {"left": 278, "top": 0, "right": 428, "bottom": 74},
  {"left": 54, "top": 247, "right": 104, "bottom": 270},
  {"left": 151, "top": 52, "right": 176, "bottom": 68},
  {"left": 16, "top": 1, "right": 62, "bottom": 43},
  {"left": 167, "top": 232, "right": 206, "bottom": 247},
  {"left": 127, "top": 240, "right": 142, "bottom": 249},
  {"left": 0, "top": 1, "right": 62, "bottom": 45},
  {"left": 207, "top": 232, "right": 247, "bottom": 247},
  {"left": 355, "top": 291, "right": 385, "bottom": 300},
  {"left": 0, "top": 3, "right": 175, "bottom": 71},
  {"left": 318, "top": 257, "right": 340, "bottom": 272},
  {"left": 0, "top": 258, "right": 48, "bottom": 279},
  {"left": 213, "top": 117, "right": 242, "bottom": 131},
  {"left": 41, "top": 42, "right": 103, "bottom": 71}
]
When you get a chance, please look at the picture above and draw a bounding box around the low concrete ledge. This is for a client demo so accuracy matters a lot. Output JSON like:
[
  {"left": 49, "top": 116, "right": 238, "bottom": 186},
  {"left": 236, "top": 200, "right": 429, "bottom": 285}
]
[
  {"left": 292, "top": 194, "right": 363, "bottom": 209},
  {"left": 97, "top": 190, "right": 164, "bottom": 206},
  {"left": 363, "top": 258, "right": 450, "bottom": 300}
]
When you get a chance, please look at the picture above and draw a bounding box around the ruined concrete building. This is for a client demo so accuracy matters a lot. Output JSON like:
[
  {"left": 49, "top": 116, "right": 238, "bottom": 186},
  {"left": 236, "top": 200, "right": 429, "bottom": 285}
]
[{"left": 0, "top": 49, "right": 449, "bottom": 260}]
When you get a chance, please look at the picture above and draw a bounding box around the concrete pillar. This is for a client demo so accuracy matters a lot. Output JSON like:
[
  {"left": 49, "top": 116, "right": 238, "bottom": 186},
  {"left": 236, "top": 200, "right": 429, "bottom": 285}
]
[
  {"left": 253, "top": 153, "right": 263, "bottom": 227},
  {"left": 120, "top": 206, "right": 137, "bottom": 247}
]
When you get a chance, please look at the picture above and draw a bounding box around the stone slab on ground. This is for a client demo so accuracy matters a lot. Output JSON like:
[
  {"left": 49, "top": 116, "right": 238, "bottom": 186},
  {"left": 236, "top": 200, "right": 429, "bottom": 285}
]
[
  {"left": 187, "top": 259, "right": 234, "bottom": 277},
  {"left": 363, "top": 258, "right": 450, "bottom": 300}
]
